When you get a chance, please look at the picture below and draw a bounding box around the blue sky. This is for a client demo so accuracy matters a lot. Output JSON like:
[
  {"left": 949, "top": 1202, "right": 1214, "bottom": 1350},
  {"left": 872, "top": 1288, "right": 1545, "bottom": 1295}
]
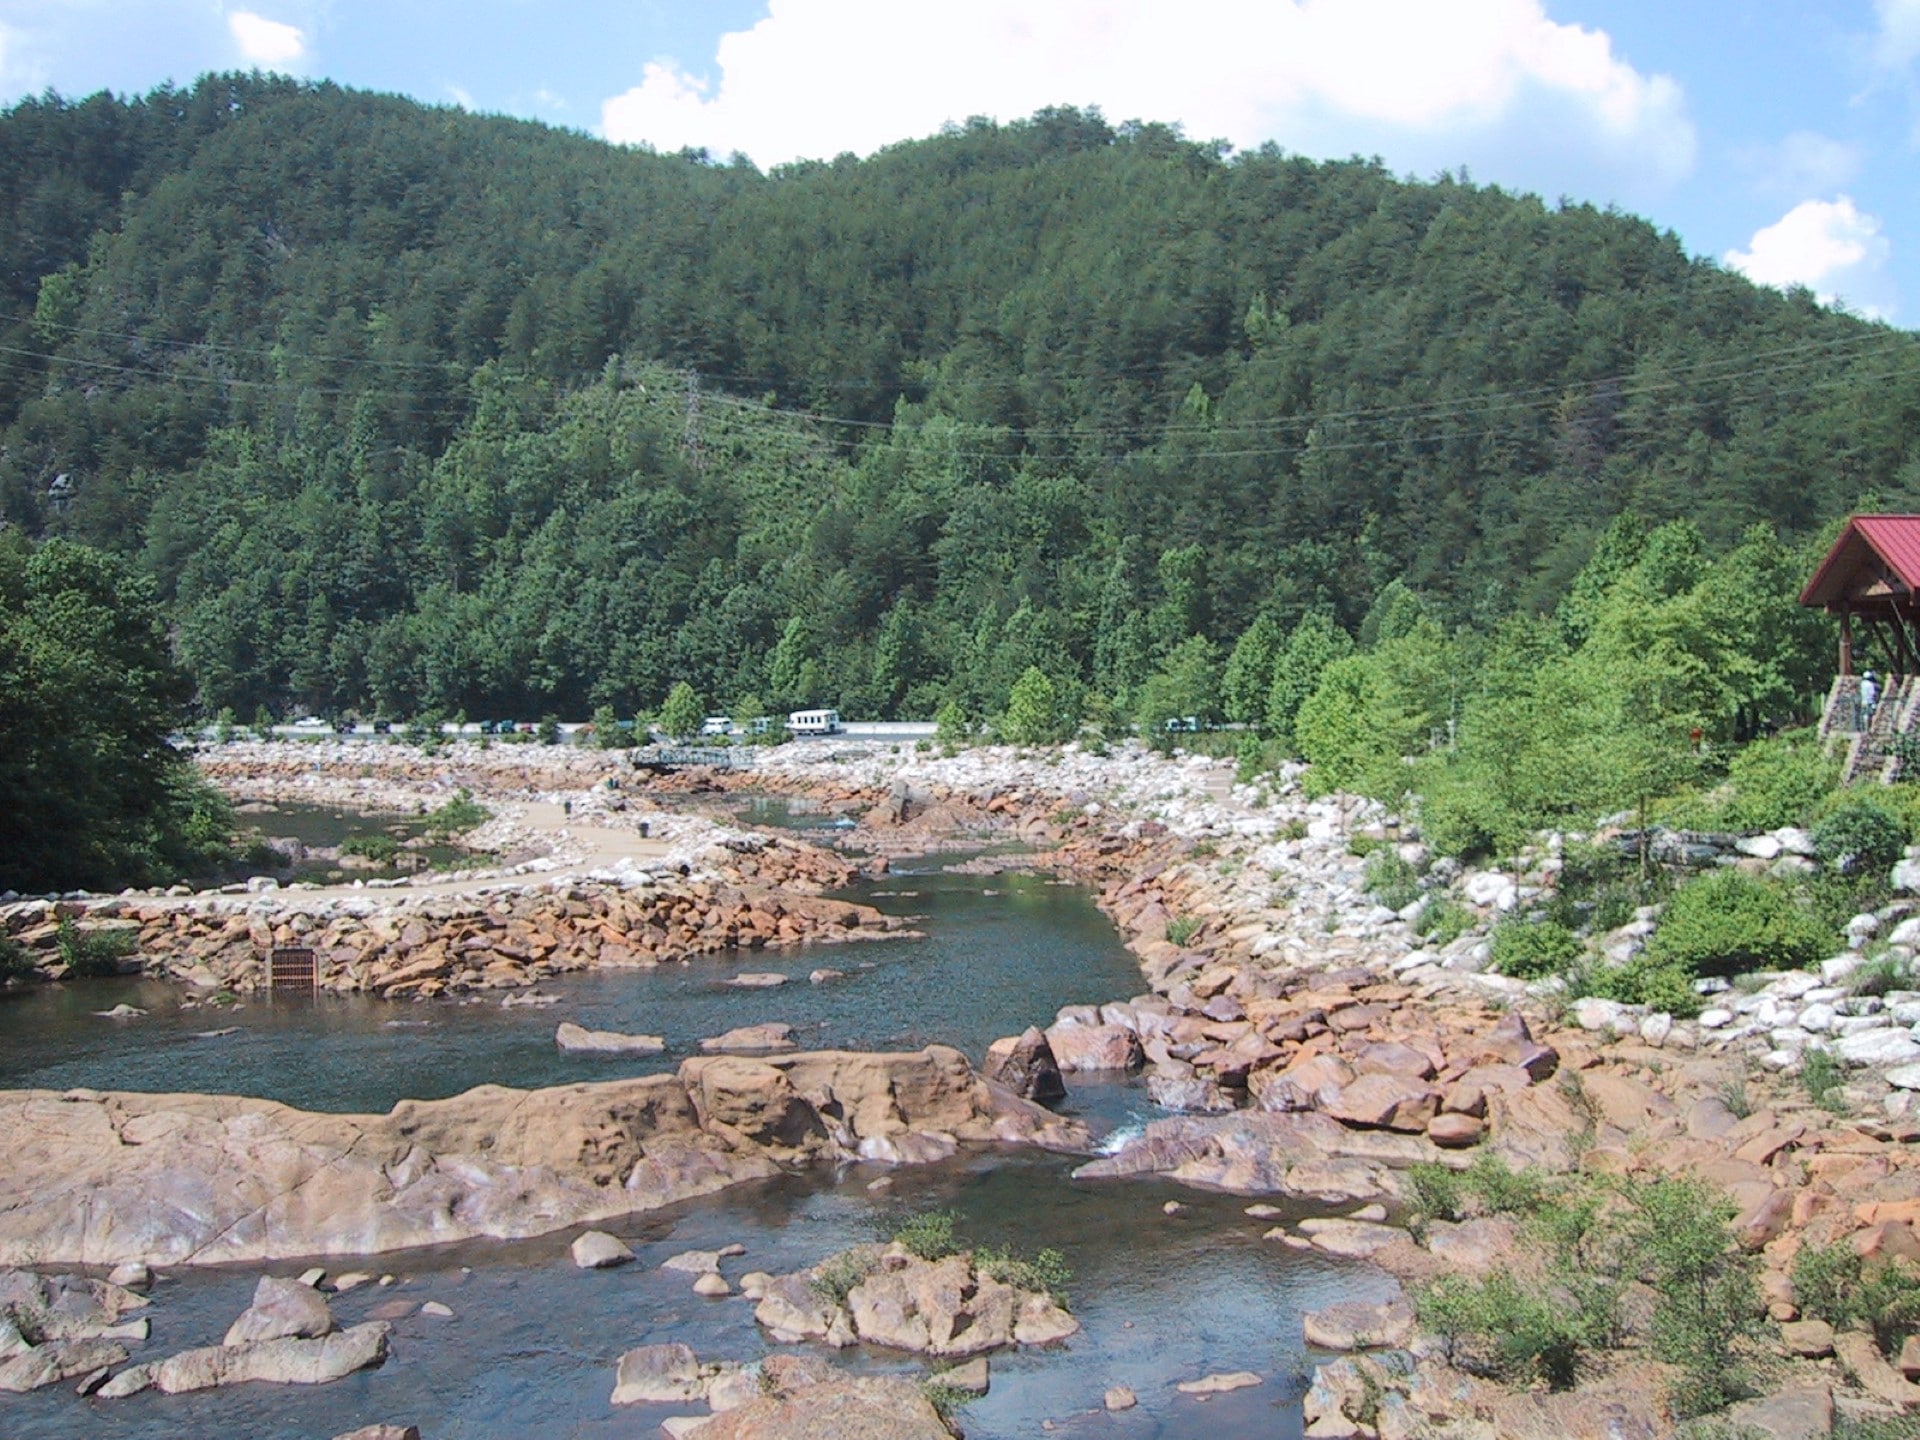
[{"left": 2, "top": 1, "right": 1918, "bottom": 325}]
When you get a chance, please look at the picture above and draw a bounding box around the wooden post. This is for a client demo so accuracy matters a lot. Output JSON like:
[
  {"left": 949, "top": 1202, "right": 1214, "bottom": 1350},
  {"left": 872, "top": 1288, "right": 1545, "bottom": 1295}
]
[{"left": 1840, "top": 609, "right": 1854, "bottom": 677}]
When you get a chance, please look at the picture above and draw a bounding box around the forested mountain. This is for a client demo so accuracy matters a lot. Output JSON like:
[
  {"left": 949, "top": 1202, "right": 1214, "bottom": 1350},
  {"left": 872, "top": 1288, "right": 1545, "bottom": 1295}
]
[{"left": 3, "top": 75, "right": 1915, "bottom": 723}]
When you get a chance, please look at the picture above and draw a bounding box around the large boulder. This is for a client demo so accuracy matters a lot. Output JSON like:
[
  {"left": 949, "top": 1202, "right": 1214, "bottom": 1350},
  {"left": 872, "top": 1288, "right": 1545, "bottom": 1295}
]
[
  {"left": 609, "top": 1341, "right": 707, "bottom": 1404},
  {"left": 1316, "top": 1074, "right": 1439, "bottom": 1133},
  {"left": 224, "top": 1274, "right": 334, "bottom": 1346},
  {"left": 570, "top": 1230, "right": 635, "bottom": 1269},
  {"left": 1043, "top": 1022, "right": 1143, "bottom": 1072},
  {"left": 982, "top": 1028, "right": 1066, "bottom": 1103}
]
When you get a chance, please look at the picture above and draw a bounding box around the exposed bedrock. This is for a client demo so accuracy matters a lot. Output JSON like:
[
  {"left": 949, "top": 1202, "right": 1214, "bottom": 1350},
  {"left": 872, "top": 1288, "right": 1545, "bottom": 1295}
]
[{"left": 0, "top": 1047, "right": 1086, "bottom": 1267}]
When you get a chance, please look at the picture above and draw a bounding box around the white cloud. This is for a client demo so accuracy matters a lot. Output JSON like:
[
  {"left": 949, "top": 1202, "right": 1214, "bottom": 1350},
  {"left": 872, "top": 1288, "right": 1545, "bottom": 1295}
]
[
  {"left": 447, "top": 83, "right": 476, "bottom": 111},
  {"left": 1736, "top": 130, "right": 1862, "bottom": 195},
  {"left": 1875, "top": 0, "right": 1920, "bottom": 68},
  {"left": 599, "top": 0, "right": 1695, "bottom": 201},
  {"left": 227, "top": 11, "right": 307, "bottom": 69},
  {"left": 1725, "top": 196, "right": 1896, "bottom": 318}
]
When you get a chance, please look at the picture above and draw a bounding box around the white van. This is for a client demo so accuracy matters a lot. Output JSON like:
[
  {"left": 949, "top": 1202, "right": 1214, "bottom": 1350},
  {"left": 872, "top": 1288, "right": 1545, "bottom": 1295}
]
[
  {"left": 700, "top": 716, "right": 733, "bottom": 737},
  {"left": 786, "top": 708, "right": 842, "bottom": 736}
]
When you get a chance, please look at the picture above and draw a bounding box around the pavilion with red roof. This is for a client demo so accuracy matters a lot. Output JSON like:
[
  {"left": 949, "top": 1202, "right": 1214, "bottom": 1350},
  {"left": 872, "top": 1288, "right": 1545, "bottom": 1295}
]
[{"left": 1800, "top": 515, "right": 1920, "bottom": 679}]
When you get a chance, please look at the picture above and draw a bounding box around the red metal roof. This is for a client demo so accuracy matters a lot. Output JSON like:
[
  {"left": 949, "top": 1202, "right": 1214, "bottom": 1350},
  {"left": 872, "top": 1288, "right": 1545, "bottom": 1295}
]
[{"left": 1800, "top": 515, "right": 1920, "bottom": 608}]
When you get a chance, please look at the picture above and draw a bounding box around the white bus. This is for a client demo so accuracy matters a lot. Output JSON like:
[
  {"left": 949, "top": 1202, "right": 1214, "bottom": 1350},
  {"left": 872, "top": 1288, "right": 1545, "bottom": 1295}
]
[{"left": 786, "top": 708, "right": 842, "bottom": 736}]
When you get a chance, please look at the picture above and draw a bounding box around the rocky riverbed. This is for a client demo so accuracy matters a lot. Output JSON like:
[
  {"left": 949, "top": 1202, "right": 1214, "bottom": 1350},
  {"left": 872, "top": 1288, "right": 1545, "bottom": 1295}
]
[{"left": 8, "top": 736, "right": 1920, "bottom": 1435}]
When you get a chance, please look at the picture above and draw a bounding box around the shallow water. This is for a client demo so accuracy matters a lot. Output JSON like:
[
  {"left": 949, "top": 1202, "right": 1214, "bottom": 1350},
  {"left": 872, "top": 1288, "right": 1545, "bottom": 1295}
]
[
  {"left": 0, "top": 865, "right": 1144, "bottom": 1113},
  {"left": 0, "top": 1149, "right": 1392, "bottom": 1440},
  {"left": 0, "top": 810, "right": 1387, "bottom": 1439}
]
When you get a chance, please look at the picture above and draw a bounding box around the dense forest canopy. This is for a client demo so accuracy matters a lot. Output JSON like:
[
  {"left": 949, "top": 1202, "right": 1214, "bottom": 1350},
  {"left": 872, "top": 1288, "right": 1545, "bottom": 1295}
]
[{"left": 2, "top": 75, "right": 1913, "bottom": 724}]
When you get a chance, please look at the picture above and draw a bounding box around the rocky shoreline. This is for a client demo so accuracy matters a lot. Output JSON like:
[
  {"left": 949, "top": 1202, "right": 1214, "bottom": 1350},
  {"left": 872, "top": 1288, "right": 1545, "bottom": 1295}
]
[{"left": 8, "top": 736, "right": 1920, "bottom": 1435}]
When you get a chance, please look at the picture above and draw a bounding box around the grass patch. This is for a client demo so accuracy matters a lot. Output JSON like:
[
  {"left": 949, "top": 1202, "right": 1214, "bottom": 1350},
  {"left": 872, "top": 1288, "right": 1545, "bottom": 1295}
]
[{"left": 1165, "top": 915, "right": 1201, "bottom": 946}]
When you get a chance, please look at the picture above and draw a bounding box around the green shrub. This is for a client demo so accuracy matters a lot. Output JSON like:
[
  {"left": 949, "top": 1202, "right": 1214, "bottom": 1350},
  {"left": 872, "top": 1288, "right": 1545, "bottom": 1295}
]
[
  {"left": 1631, "top": 1176, "right": 1759, "bottom": 1416},
  {"left": 1576, "top": 953, "right": 1705, "bottom": 1018},
  {"left": 0, "top": 934, "right": 36, "bottom": 982},
  {"left": 1417, "top": 1270, "right": 1604, "bottom": 1388},
  {"left": 893, "top": 1211, "right": 959, "bottom": 1261},
  {"left": 977, "top": 1245, "right": 1072, "bottom": 1304},
  {"left": 1792, "top": 1243, "right": 1920, "bottom": 1354},
  {"left": 809, "top": 1250, "right": 877, "bottom": 1308},
  {"left": 1415, "top": 897, "right": 1473, "bottom": 945},
  {"left": 1489, "top": 918, "right": 1583, "bottom": 978},
  {"left": 54, "top": 916, "right": 135, "bottom": 978},
  {"left": 1407, "top": 1162, "right": 1466, "bottom": 1223},
  {"left": 1645, "top": 870, "right": 1833, "bottom": 979},
  {"left": 1814, "top": 798, "right": 1910, "bottom": 877},
  {"left": 1833, "top": 1414, "right": 1920, "bottom": 1440},
  {"left": 1464, "top": 1152, "right": 1550, "bottom": 1216},
  {"left": 1165, "top": 915, "right": 1200, "bottom": 946},
  {"left": 425, "top": 789, "right": 492, "bottom": 839},
  {"left": 537, "top": 714, "right": 561, "bottom": 745},
  {"left": 1669, "top": 732, "right": 1839, "bottom": 833},
  {"left": 340, "top": 833, "right": 402, "bottom": 863},
  {"left": 1415, "top": 775, "right": 1518, "bottom": 862},
  {"left": 1364, "top": 848, "right": 1422, "bottom": 911}
]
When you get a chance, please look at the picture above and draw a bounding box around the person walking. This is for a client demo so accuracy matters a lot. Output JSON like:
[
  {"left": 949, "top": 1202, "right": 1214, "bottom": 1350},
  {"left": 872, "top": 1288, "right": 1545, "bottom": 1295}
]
[{"left": 1860, "top": 670, "right": 1881, "bottom": 729}]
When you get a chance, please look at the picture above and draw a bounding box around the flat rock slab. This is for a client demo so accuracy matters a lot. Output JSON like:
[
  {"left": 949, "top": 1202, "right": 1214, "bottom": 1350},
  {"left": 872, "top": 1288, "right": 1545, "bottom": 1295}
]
[
  {"left": 727, "top": 973, "right": 789, "bottom": 988},
  {"left": 1303, "top": 1298, "right": 1414, "bottom": 1351},
  {"left": 699, "top": 1024, "right": 797, "bottom": 1053},
  {"left": 1297, "top": 1218, "right": 1404, "bottom": 1259},
  {"left": 0, "top": 1337, "right": 129, "bottom": 1393},
  {"left": 555, "top": 1022, "right": 665, "bottom": 1054},
  {"left": 1177, "top": 1371, "right": 1262, "bottom": 1395},
  {"left": 1722, "top": 1385, "right": 1833, "bottom": 1440}
]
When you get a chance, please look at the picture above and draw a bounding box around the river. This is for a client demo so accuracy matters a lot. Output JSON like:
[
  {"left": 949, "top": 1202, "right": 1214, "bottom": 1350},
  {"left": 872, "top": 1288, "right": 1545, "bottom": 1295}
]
[{"left": 0, "top": 803, "right": 1388, "bottom": 1439}]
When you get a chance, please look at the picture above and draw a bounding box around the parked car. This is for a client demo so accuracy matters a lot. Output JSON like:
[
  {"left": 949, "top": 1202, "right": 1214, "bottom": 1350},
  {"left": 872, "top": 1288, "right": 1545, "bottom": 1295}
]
[
  {"left": 292, "top": 715, "right": 327, "bottom": 729},
  {"left": 1164, "top": 716, "right": 1201, "bottom": 733},
  {"left": 371, "top": 718, "right": 393, "bottom": 735},
  {"left": 700, "top": 716, "right": 733, "bottom": 737}
]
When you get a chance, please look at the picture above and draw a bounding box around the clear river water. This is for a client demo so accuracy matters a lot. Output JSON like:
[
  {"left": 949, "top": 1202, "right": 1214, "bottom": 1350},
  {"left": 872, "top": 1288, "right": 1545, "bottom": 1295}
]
[{"left": 0, "top": 802, "right": 1389, "bottom": 1440}]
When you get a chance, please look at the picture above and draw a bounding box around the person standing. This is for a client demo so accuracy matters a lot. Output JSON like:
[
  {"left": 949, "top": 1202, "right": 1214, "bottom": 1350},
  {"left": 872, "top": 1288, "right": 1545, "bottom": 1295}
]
[{"left": 1860, "top": 670, "right": 1881, "bottom": 729}]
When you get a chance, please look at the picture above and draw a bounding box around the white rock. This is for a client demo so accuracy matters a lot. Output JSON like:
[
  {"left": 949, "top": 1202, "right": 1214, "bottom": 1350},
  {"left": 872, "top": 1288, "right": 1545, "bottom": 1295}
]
[
  {"left": 1837, "top": 1030, "right": 1920, "bottom": 1067},
  {"left": 1798, "top": 1004, "right": 1837, "bottom": 1034},
  {"left": 1640, "top": 1012, "right": 1673, "bottom": 1046},
  {"left": 1773, "top": 828, "right": 1816, "bottom": 857},
  {"left": 1760, "top": 1049, "right": 1802, "bottom": 1071},
  {"left": 1770, "top": 972, "right": 1821, "bottom": 999},
  {"left": 1461, "top": 872, "right": 1518, "bottom": 910},
  {"left": 1893, "top": 860, "right": 1920, "bottom": 894},
  {"left": 1697, "top": 1008, "right": 1734, "bottom": 1029},
  {"left": 1821, "top": 955, "right": 1866, "bottom": 988},
  {"left": 1889, "top": 919, "right": 1920, "bottom": 948},
  {"left": 1571, "top": 997, "right": 1633, "bottom": 1033},
  {"left": 1884, "top": 1064, "right": 1920, "bottom": 1091}
]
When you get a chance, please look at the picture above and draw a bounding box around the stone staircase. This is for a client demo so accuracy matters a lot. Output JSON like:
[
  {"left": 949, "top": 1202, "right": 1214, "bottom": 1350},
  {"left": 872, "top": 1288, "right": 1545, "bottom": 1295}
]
[{"left": 1825, "top": 674, "right": 1920, "bottom": 784}]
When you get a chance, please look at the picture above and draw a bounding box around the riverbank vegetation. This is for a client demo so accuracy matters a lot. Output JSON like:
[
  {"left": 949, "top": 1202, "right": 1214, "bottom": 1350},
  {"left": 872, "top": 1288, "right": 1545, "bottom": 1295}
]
[{"left": 0, "top": 533, "right": 230, "bottom": 892}]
